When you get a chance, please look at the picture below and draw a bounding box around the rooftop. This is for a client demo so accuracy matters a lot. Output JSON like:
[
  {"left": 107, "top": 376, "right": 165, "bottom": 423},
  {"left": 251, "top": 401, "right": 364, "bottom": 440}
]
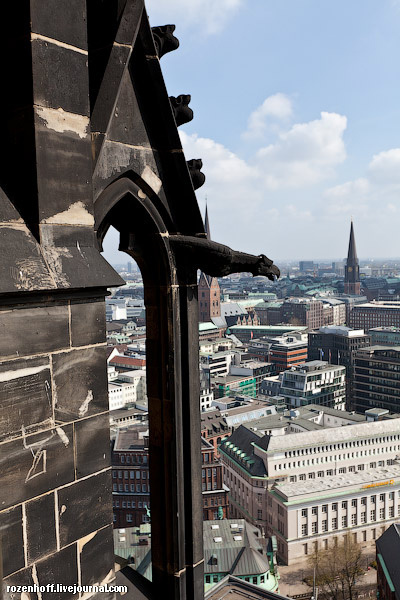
[{"left": 275, "top": 465, "right": 400, "bottom": 500}]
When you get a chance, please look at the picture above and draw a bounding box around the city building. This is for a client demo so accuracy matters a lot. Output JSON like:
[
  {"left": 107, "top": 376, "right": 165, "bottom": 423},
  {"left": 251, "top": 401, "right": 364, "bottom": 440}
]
[
  {"left": 227, "top": 325, "right": 307, "bottom": 343},
  {"left": 369, "top": 327, "right": 400, "bottom": 346},
  {"left": 201, "top": 366, "right": 214, "bottom": 412},
  {"left": 376, "top": 523, "right": 400, "bottom": 600},
  {"left": 349, "top": 301, "right": 400, "bottom": 330},
  {"left": 220, "top": 410, "right": 400, "bottom": 564},
  {"left": 112, "top": 428, "right": 150, "bottom": 528},
  {"left": 320, "top": 297, "right": 346, "bottom": 326},
  {"left": 354, "top": 346, "right": 400, "bottom": 414},
  {"left": 201, "top": 438, "right": 229, "bottom": 520},
  {"left": 280, "top": 361, "right": 346, "bottom": 410},
  {"left": 299, "top": 261, "right": 315, "bottom": 273},
  {"left": 203, "top": 520, "right": 279, "bottom": 593},
  {"left": 213, "top": 374, "right": 257, "bottom": 399},
  {"left": 344, "top": 221, "right": 361, "bottom": 295},
  {"left": 230, "top": 361, "right": 274, "bottom": 393},
  {"left": 308, "top": 326, "right": 371, "bottom": 408},
  {"left": 108, "top": 369, "right": 147, "bottom": 411},
  {"left": 268, "top": 336, "right": 308, "bottom": 373},
  {"left": 281, "top": 298, "right": 326, "bottom": 330}
]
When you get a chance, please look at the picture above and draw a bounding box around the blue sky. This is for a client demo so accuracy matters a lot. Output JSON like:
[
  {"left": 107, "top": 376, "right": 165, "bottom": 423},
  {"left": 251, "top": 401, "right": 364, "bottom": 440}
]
[{"left": 102, "top": 0, "right": 400, "bottom": 264}]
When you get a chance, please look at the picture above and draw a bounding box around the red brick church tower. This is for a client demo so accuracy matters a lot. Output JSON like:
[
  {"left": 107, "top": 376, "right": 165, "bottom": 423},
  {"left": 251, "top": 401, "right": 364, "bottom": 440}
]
[{"left": 198, "top": 206, "right": 221, "bottom": 322}]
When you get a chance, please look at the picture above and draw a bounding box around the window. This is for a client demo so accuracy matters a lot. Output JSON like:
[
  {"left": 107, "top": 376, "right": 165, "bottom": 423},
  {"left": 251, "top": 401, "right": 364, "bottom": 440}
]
[
  {"left": 302, "top": 524, "right": 308, "bottom": 536},
  {"left": 380, "top": 494, "right": 385, "bottom": 502},
  {"left": 371, "top": 496, "right": 376, "bottom": 504},
  {"left": 379, "top": 508, "right": 385, "bottom": 519},
  {"left": 370, "top": 510, "right": 376, "bottom": 521},
  {"left": 332, "top": 518, "right": 337, "bottom": 529},
  {"left": 342, "top": 516, "right": 347, "bottom": 528},
  {"left": 312, "top": 522, "right": 317, "bottom": 534},
  {"left": 312, "top": 507, "right": 318, "bottom": 515},
  {"left": 342, "top": 501, "right": 347, "bottom": 510},
  {"left": 301, "top": 509, "right": 307, "bottom": 517},
  {"left": 389, "top": 506, "right": 394, "bottom": 517},
  {"left": 322, "top": 520, "right": 327, "bottom": 532},
  {"left": 351, "top": 514, "right": 356, "bottom": 525},
  {"left": 126, "top": 514, "right": 132, "bottom": 522},
  {"left": 361, "top": 497, "right": 367, "bottom": 505},
  {"left": 351, "top": 499, "right": 357, "bottom": 507},
  {"left": 361, "top": 512, "right": 366, "bottom": 523},
  {"left": 332, "top": 503, "right": 338, "bottom": 511}
]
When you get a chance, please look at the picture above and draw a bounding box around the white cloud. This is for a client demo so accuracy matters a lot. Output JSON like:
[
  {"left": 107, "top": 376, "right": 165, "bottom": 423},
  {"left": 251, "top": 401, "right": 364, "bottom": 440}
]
[
  {"left": 256, "top": 112, "right": 347, "bottom": 188},
  {"left": 243, "top": 93, "right": 293, "bottom": 140},
  {"left": 368, "top": 148, "right": 400, "bottom": 184},
  {"left": 145, "top": 0, "right": 244, "bottom": 35}
]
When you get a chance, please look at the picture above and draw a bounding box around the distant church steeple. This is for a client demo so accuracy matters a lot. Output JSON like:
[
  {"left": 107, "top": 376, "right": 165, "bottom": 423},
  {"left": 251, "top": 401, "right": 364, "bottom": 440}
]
[
  {"left": 198, "top": 204, "right": 221, "bottom": 322},
  {"left": 344, "top": 220, "right": 361, "bottom": 295}
]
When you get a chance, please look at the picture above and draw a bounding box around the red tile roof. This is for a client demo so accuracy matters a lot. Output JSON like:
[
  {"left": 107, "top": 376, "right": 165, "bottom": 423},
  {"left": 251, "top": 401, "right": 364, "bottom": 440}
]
[{"left": 109, "top": 356, "right": 146, "bottom": 367}]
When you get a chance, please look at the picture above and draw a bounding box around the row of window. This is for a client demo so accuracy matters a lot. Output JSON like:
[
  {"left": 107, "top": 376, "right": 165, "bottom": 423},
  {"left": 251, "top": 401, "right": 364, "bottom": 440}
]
[
  {"left": 289, "top": 460, "right": 395, "bottom": 480},
  {"left": 301, "top": 506, "right": 399, "bottom": 535},
  {"left": 276, "top": 455, "right": 397, "bottom": 471},
  {"left": 112, "top": 470, "right": 148, "bottom": 479},
  {"left": 113, "top": 499, "right": 150, "bottom": 509},
  {"left": 116, "top": 454, "right": 148, "bottom": 464},
  {"left": 301, "top": 493, "right": 398, "bottom": 516},
  {"left": 285, "top": 434, "right": 400, "bottom": 458},
  {"left": 113, "top": 483, "right": 149, "bottom": 492}
]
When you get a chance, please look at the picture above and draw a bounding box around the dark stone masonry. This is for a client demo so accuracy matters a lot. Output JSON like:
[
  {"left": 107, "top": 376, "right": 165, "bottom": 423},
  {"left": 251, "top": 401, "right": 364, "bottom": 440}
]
[{"left": 0, "top": 1, "right": 278, "bottom": 599}]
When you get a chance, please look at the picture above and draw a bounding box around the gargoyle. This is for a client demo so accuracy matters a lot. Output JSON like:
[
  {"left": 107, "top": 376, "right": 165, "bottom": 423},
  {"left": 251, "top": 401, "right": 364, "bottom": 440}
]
[
  {"left": 169, "top": 95, "right": 193, "bottom": 126},
  {"left": 187, "top": 159, "right": 206, "bottom": 190},
  {"left": 169, "top": 235, "right": 280, "bottom": 281},
  {"left": 151, "top": 25, "right": 179, "bottom": 58}
]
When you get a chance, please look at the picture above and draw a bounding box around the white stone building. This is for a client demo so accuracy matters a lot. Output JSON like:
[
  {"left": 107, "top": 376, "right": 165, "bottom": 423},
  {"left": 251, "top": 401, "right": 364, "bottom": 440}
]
[
  {"left": 280, "top": 361, "right": 346, "bottom": 410},
  {"left": 108, "top": 369, "right": 147, "bottom": 410},
  {"left": 219, "top": 406, "right": 400, "bottom": 564}
]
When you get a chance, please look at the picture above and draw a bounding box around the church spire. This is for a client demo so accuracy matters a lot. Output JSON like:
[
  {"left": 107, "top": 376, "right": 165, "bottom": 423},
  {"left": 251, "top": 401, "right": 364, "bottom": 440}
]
[
  {"left": 347, "top": 219, "right": 357, "bottom": 262},
  {"left": 344, "top": 219, "right": 361, "bottom": 295},
  {"left": 204, "top": 200, "right": 211, "bottom": 240}
]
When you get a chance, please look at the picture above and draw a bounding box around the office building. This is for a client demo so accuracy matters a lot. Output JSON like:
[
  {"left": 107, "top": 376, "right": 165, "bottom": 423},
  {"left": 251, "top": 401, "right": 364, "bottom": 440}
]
[
  {"left": 220, "top": 409, "right": 400, "bottom": 564},
  {"left": 268, "top": 336, "right": 308, "bottom": 373},
  {"left": 354, "top": 346, "right": 400, "bottom": 414},
  {"left": 369, "top": 327, "right": 400, "bottom": 347},
  {"left": 308, "top": 326, "right": 371, "bottom": 408},
  {"left": 281, "top": 298, "right": 326, "bottom": 330},
  {"left": 280, "top": 361, "right": 346, "bottom": 410},
  {"left": 349, "top": 301, "right": 400, "bottom": 330}
]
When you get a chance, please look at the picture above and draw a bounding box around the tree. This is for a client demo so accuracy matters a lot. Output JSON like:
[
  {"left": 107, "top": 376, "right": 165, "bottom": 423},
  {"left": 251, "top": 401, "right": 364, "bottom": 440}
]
[{"left": 308, "top": 535, "right": 364, "bottom": 600}]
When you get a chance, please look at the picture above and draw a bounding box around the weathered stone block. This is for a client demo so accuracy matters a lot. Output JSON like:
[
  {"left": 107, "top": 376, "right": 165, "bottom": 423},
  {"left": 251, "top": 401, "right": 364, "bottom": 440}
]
[
  {"left": 31, "top": 0, "right": 88, "bottom": 50},
  {"left": 0, "top": 304, "right": 70, "bottom": 360},
  {"left": 0, "top": 505, "right": 24, "bottom": 577},
  {"left": 0, "top": 425, "right": 75, "bottom": 510},
  {"left": 74, "top": 412, "right": 111, "bottom": 479},
  {"left": 0, "top": 356, "right": 52, "bottom": 442},
  {"left": 3, "top": 567, "right": 39, "bottom": 600},
  {"left": 58, "top": 469, "right": 112, "bottom": 547},
  {"left": 35, "top": 543, "right": 79, "bottom": 600},
  {"left": 32, "top": 38, "right": 89, "bottom": 115},
  {"left": 25, "top": 492, "right": 57, "bottom": 564},
  {"left": 53, "top": 346, "right": 108, "bottom": 421},
  {"left": 34, "top": 117, "right": 92, "bottom": 223},
  {"left": 70, "top": 299, "right": 106, "bottom": 347},
  {"left": 79, "top": 524, "right": 115, "bottom": 586}
]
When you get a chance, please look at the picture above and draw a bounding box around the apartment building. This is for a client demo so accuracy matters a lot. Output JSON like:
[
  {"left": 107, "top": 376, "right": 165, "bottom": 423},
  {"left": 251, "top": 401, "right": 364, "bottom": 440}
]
[
  {"left": 280, "top": 361, "right": 346, "bottom": 410},
  {"left": 219, "top": 409, "right": 400, "bottom": 564}
]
